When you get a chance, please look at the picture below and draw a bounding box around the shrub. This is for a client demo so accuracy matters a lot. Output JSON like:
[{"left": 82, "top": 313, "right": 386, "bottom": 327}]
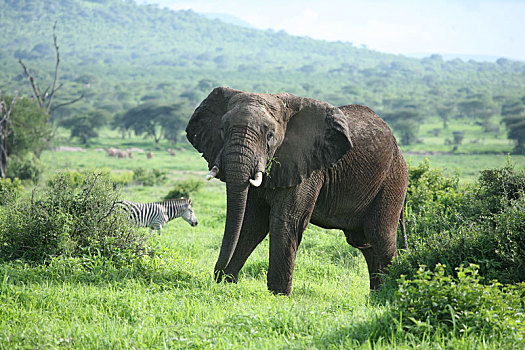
[
  {"left": 6, "top": 154, "right": 44, "bottom": 184},
  {"left": 47, "top": 169, "right": 87, "bottom": 188},
  {"left": 393, "top": 264, "right": 525, "bottom": 338},
  {"left": 0, "top": 177, "right": 23, "bottom": 205},
  {"left": 110, "top": 171, "right": 133, "bottom": 186},
  {"left": 49, "top": 169, "right": 134, "bottom": 188},
  {"left": 387, "top": 160, "right": 525, "bottom": 285},
  {"left": 404, "top": 159, "right": 463, "bottom": 243},
  {"left": 133, "top": 167, "right": 167, "bottom": 186},
  {"left": 474, "top": 164, "right": 525, "bottom": 216},
  {"left": 0, "top": 171, "right": 152, "bottom": 265},
  {"left": 164, "top": 179, "right": 203, "bottom": 200}
]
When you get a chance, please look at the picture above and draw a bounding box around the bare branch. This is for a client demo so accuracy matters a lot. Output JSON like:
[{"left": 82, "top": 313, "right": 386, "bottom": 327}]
[
  {"left": 50, "top": 94, "right": 84, "bottom": 113},
  {"left": 46, "top": 21, "right": 60, "bottom": 114},
  {"left": 18, "top": 22, "right": 82, "bottom": 122},
  {"left": 18, "top": 58, "right": 44, "bottom": 107}
]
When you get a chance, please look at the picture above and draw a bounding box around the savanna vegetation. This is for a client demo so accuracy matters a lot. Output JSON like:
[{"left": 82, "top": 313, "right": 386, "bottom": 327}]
[{"left": 1, "top": 0, "right": 525, "bottom": 348}]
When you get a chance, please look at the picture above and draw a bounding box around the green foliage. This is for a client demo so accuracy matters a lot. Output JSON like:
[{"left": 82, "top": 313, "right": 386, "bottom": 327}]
[
  {"left": 132, "top": 167, "right": 167, "bottom": 186},
  {"left": 164, "top": 179, "right": 203, "bottom": 200},
  {"left": 59, "top": 110, "right": 110, "bottom": 145},
  {"left": 393, "top": 264, "right": 525, "bottom": 338},
  {"left": 0, "top": 177, "right": 23, "bottom": 205},
  {"left": 47, "top": 169, "right": 133, "bottom": 188},
  {"left": 1, "top": 0, "right": 525, "bottom": 156},
  {"left": 501, "top": 97, "right": 525, "bottom": 153},
  {"left": 381, "top": 100, "right": 423, "bottom": 145},
  {"left": 113, "top": 102, "right": 187, "bottom": 144},
  {"left": 46, "top": 169, "right": 88, "bottom": 188},
  {"left": 0, "top": 171, "right": 152, "bottom": 264},
  {"left": 110, "top": 171, "right": 133, "bottom": 186},
  {"left": 389, "top": 160, "right": 525, "bottom": 285},
  {"left": 475, "top": 163, "right": 525, "bottom": 214},
  {"left": 405, "top": 159, "right": 462, "bottom": 241},
  {"left": 3, "top": 96, "right": 51, "bottom": 158},
  {"left": 6, "top": 153, "right": 44, "bottom": 184},
  {"left": 1, "top": 95, "right": 51, "bottom": 182}
]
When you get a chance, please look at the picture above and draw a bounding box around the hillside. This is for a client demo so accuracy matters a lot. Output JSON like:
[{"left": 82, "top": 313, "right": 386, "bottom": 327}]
[{"left": 1, "top": 0, "right": 525, "bottom": 152}]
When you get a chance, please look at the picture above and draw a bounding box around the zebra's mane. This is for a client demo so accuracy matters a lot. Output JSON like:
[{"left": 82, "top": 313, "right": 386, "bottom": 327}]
[{"left": 154, "top": 198, "right": 192, "bottom": 206}]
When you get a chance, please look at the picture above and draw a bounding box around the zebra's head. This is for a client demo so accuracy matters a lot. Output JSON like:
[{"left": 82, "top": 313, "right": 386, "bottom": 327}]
[{"left": 182, "top": 199, "right": 198, "bottom": 227}]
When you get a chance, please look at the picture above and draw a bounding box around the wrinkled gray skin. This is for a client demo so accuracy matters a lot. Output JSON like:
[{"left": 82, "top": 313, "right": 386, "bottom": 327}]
[{"left": 186, "top": 87, "right": 408, "bottom": 295}]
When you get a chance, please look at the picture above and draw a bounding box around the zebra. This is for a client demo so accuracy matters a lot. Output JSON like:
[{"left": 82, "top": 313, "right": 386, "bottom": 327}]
[{"left": 118, "top": 198, "right": 198, "bottom": 235}]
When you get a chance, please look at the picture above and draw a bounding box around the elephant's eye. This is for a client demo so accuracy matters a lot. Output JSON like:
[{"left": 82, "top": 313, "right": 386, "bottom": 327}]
[{"left": 266, "top": 131, "right": 276, "bottom": 146}]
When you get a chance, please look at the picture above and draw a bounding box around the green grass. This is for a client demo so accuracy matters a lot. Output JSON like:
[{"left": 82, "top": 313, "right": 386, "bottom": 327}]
[
  {"left": 2, "top": 132, "right": 525, "bottom": 348},
  {"left": 0, "top": 176, "right": 376, "bottom": 349}
]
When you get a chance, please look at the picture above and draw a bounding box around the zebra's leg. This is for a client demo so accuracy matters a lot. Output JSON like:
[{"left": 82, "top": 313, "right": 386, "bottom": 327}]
[{"left": 151, "top": 223, "right": 162, "bottom": 236}]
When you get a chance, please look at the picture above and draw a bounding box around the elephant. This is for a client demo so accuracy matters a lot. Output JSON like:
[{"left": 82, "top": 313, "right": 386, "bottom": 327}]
[{"left": 186, "top": 87, "right": 408, "bottom": 295}]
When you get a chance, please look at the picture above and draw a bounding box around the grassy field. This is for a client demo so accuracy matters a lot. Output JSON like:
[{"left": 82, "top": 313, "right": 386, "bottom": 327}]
[
  {"left": 1, "top": 130, "right": 524, "bottom": 349},
  {"left": 44, "top": 126, "right": 524, "bottom": 185}
]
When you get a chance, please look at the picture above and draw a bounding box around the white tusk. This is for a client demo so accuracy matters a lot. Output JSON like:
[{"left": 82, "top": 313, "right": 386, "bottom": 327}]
[
  {"left": 206, "top": 166, "right": 219, "bottom": 181},
  {"left": 249, "top": 171, "right": 263, "bottom": 187}
]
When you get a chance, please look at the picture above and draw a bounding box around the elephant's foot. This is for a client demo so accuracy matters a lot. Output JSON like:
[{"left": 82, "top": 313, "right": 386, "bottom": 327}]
[
  {"left": 214, "top": 269, "right": 238, "bottom": 284},
  {"left": 267, "top": 281, "right": 292, "bottom": 296},
  {"left": 369, "top": 273, "right": 383, "bottom": 290}
]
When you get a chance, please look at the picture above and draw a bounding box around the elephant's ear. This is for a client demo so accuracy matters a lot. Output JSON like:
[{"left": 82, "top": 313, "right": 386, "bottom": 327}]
[
  {"left": 265, "top": 94, "right": 353, "bottom": 188},
  {"left": 186, "top": 87, "right": 242, "bottom": 174}
]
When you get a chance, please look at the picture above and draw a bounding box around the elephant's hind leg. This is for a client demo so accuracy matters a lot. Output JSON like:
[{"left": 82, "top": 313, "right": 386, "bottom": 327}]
[{"left": 361, "top": 189, "right": 404, "bottom": 290}]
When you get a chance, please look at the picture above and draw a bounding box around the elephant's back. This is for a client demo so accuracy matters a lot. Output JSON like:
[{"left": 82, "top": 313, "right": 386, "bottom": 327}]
[{"left": 338, "top": 104, "right": 394, "bottom": 144}]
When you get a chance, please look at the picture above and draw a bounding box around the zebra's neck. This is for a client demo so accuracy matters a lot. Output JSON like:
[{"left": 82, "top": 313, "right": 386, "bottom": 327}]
[{"left": 159, "top": 199, "right": 189, "bottom": 221}]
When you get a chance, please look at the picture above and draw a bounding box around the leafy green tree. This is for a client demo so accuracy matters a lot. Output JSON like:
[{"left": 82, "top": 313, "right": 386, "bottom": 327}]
[
  {"left": 435, "top": 103, "right": 455, "bottom": 129},
  {"left": 501, "top": 97, "right": 525, "bottom": 153},
  {"left": 0, "top": 94, "right": 52, "bottom": 181},
  {"left": 457, "top": 94, "right": 498, "bottom": 130},
  {"left": 381, "top": 100, "right": 423, "bottom": 145},
  {"left": 59, "top": 110, "right": 110, "bottom": 144},
  {"left": 113, "top": 101, "right": 186, "bottom": 144}
]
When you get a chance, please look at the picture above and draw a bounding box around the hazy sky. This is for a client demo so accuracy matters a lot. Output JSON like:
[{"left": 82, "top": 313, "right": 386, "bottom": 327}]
[{"left": 141, "top": 0, "right": 525, "bottom": 61}]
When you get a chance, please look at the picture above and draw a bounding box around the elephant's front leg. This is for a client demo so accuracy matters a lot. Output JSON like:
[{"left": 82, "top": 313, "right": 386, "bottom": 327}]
[{"left": 267, "top": 178, "right": 322, "bottom": 295}]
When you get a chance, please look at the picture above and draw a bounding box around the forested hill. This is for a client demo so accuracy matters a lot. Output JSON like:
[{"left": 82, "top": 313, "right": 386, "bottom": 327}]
[{"left": 1, "top": 0, "right": 525, "bottom": 123}]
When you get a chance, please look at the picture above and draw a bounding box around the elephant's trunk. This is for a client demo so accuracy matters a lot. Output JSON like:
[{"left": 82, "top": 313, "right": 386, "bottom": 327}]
[
  {"left": 214, "top": 182, "right": 249, "bottom": 276},
  {"left": 214, "top": 134, "right": 258, "bottom": 278}
]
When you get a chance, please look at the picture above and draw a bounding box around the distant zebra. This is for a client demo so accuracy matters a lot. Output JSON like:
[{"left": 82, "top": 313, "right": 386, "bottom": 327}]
[{"left": 118, "top": 198, "right": 198, "bottom": 235}]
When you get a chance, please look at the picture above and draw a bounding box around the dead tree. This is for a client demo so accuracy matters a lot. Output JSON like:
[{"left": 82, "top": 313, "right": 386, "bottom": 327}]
[
  {"left": 18, "top": 22, "right": 83, "bottom": 123},
  {"left": 0, "top": 93, "right": 18, "bottom": 178}
]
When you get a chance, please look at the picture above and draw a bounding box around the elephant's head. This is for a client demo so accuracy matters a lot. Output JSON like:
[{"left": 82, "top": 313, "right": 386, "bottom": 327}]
[{"left": 186, "top": 87, "right": 353, "bottom": 276}]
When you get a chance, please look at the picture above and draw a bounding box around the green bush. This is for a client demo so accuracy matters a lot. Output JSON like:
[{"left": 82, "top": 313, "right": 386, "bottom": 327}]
[
  {"left": 0, "top": 171, "right": 152, "bottom": 265},
  {"left": 474, "top": 164, "right": 525, "bottom": 215},
  {"left": 393, "top": 264, "right": 525, "bottom": 338},
  {"left": 387, "top": 160, "right": 525, "bottom": 285},
  {"left": 164, "top": 179, "right": 203, "bottom": 200},
  {"left": 6, "top": 154, "right": 44, "bottom": 184},
  {"left": 0, "top": 177, "right": 23, "bottom": 205},
  {"left": 133, "top": 167, "right": 167, "bottom": 186},
  {"left": 110, "top": 171, "right": 133, "bottom": 186},
  {"left": 47, "top": 169, "right": 87, "bottom": 188},
  {"left": 405, "top": 159, "right": 463, "bottom": 243},
  {"left": 49, "top": 169, "right": 134, "bottom": 188}
]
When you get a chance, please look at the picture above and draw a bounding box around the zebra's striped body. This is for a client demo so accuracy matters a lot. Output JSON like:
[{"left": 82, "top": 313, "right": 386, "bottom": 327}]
[{"left": 119, "top": 198, "right": 197, "bottom": 235}]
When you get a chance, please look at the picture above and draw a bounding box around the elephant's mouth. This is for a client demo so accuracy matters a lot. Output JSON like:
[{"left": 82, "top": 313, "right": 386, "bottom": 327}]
[{"left": 206, "top": 165, "right": 263, "bottom": 188}]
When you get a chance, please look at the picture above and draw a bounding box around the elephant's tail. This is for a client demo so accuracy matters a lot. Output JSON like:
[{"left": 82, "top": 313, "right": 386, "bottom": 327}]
[{"left": 399, "top": 206, "right": 409, "bottom": 252}]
